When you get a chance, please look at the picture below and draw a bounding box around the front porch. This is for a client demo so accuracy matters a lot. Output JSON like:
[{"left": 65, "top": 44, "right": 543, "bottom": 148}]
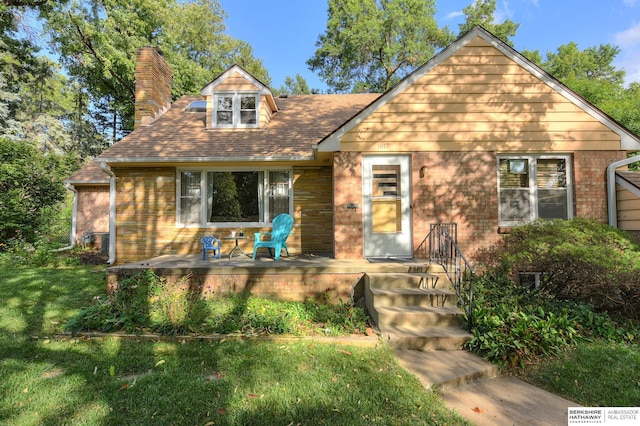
[{"left": 106, "top": 253, "right": 433, "bottom": 304}]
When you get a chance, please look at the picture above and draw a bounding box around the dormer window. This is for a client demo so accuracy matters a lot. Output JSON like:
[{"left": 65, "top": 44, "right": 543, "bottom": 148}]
[{"left": 214, "top": 93, "right": 259, "bottom": 128}]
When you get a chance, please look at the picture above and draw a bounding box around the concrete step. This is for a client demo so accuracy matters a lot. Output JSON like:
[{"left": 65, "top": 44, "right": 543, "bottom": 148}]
[
  {"left": 394, "top": 349, "right": 498, "bottom": 391},
  {"left": 381, "top": 324, "right": 472, "bottom": 351},
  {"left": 374, "top": 305, "right": 465, "bottom": 328},
  {"left": 366, "top": 272, "right": 451, "bottom": 290},
  {"left": 368, "top": 287, "right": 458, "bottom": 308}
]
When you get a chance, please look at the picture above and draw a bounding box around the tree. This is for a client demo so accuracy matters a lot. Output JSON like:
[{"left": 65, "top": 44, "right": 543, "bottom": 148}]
[
  {"left": 43, "top": 0, "right": 270, "bottom": 138},
  {"left": 275, "top": 74, "right": 311, "bottom": 96},
  {"left": 0, "top": 137, "right": 67, "bottom": 244},
  {"left": 458, "top": 0, "right": 519, "bottom": 45},
  {"left": 526, "top": 42, "right": 640, "bottom": 169},
  {"left": 307, "top": 0, "right": 454, "bottom": 93},
  {"left": 1, "top": 1, "right": 106, "bottom": 160}
]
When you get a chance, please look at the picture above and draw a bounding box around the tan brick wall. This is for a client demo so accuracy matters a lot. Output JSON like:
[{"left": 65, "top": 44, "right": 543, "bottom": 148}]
[
  {"left": 333, "top": 152, "right": 364, "bottom": 258},
  {"left": 114, "top": 167, "right": 178, "bottom": 263},
  {"left": 293, "top": 166, "right": 334, "bottom": 254},
  {"left": 113, "top": 166, "right": 335, "bottom": 263}
]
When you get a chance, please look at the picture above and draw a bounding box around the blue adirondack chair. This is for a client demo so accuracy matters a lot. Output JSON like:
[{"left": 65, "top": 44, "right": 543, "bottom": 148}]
[
  {"left": 200, "top": 236, "right": 221, "bottom": 260},
  {"left": 252, "top": 213, "right": 294, "bottom": 261}
]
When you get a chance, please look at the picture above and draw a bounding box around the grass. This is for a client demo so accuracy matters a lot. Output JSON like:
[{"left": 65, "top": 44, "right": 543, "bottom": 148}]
[
  {"left": 0, "top": 264, "right": 470, "bottom": 425},
  {"left": 518, "top": 340, "right": 640, "bottom": 407}
]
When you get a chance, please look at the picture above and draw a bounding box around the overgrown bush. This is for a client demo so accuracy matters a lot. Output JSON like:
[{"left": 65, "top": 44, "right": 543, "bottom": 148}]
[
  {"left": 0, "top": 231, "right": 80, "bottom": 268},
  {"left": 475, "top": 218, "right": 640, "bottom": 320},
  {"left": 0, "top": 138, "right": 69, "bottom": 244},
  {"left": 466, "top": 271, "right": 639, "bottom": 368},
  {"left": 67, "top": 269, "right": 369, "bottom": 336}
]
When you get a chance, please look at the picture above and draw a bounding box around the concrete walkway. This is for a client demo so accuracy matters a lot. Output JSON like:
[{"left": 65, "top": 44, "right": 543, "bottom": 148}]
[{"left": 394, "top": 349, "right": 580, "bottom": 426}]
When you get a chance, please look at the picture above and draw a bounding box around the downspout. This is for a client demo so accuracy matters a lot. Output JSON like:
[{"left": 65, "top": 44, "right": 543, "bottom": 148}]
[
  {"left": 100, "top": 162, "right": 117, "bottom": 265},
  {"left": 67, "top": 183, "right": 78, "bottom": 248},
  {"left": 53, "top": 183, "right": 78, "bottom": 252},
  {"left": 607, "top": 154, "right": 640, "bottom": 227}
]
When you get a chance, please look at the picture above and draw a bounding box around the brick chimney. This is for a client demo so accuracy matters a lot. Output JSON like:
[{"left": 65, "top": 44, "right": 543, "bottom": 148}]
[{"left": 134, "top": 46, "right": 172, "bottom": 129}]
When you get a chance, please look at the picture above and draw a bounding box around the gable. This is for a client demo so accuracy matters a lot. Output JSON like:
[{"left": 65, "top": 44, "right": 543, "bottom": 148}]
[
  {"left": 320, "top": 27, "right": 640, "bottom": 153},
  {"left": 201, "top": 65, "right": 278, "bottom": 130}
]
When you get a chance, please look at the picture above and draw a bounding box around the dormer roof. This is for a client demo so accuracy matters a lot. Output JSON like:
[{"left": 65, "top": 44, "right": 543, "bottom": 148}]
[{"left": 201, "top": 64, "right": 278, "bottom": 112}]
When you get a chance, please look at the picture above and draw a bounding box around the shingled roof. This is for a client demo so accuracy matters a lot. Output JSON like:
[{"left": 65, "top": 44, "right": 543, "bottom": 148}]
[
  {"left": 64, "top": 161, "right": 109, "bottom": 185},
  {"left": 98, "top": 93, "right": 379, "bottom": 163},
  {"left": 617, "top": 171, "right": 640, "bottom": 191}
]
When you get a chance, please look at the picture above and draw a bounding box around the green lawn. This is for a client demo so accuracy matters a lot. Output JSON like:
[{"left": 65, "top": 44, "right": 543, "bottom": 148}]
[
  {"left": 0, "top": 265, "right": 469, "bottom": 425},
  {"left": 518, "top": 340, "right": 640, "bottom": 407}
]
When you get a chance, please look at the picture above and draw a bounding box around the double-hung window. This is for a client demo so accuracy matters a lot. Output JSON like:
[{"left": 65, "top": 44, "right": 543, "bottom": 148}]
[
  {"left": 498, "top": 155, "right": 573, "bottom": 226},
  {"left": 214, "top": 93, "right": 258, "bottom": 128},
  {"left": 178, "top": 169, "right": 291, "bottom": 226}
]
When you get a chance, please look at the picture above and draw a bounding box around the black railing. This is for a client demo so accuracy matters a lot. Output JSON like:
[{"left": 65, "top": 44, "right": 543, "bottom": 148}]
[{"left": 419, "top": 223, "right": 475, "bottom": 329}]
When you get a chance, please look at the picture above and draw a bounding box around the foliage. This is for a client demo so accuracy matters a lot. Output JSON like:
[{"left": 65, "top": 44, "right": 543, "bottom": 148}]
[
  {"left": 457, "top": 0, "right": 519, "bottom": 45},
  {"left": 1, "top": 3, "right": 107, "bottom": 159},
  {"left": 274, "top": 74, "right": 312, "bottom": 96},
  {"left": 522, "top": 40, "right": 640, "bottom": 155},
  {"left": 468, "top": 218, "right": 640, "bottom": 368},
  {"left": 42, "top": 0, "right": 270, "bottom": 136},
  {"left": 66, "top": 269, "right": 370, "bottom": 337},
  {"left": 307, "top": 0, "right": 454, "bottom": 93},
  {"left": 477, "top": 218, "right": 640, "bottom": 320},
  {"left": 0, "top": 137, "right": 68, "bottom": 244},
  {"left": 209, "top": 171, "right": 244, "bottom": 221},
  {"left": 467, "top": 270, "right": 640, "bottom": 368}
]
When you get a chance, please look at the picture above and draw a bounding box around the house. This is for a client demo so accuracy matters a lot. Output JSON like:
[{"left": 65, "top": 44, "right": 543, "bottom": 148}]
[
  {"left": 64, "top": 160, "right": 110, "bottom": 251},
  {"left": 69, "top": 26, "right": 640, "bottom": 266}
]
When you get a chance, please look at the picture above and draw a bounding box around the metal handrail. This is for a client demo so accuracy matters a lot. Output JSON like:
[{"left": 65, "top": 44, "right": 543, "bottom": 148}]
[{"left": 424, "top": 223, "right": 475, "bottom": 329}]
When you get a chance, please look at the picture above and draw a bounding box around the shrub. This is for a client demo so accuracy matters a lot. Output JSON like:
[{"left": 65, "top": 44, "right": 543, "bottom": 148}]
[
  {"left": 466, "top": 271, "right": 640, "bottom": 368},
  {"left": 0, "top": 138, "right": 67, "bottom": 244},
  {"left": 467, "top": 272, "right": 580, "bottom": 368},
  {"left": 475, "top": 218, "right": 640, "bottom": 320},
  {"left": 67, "top": 270, "right": 370, "bottom": 337}
]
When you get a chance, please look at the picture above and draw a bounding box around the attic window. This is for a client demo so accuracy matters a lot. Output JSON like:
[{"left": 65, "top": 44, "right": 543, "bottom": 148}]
[
  {"left": 214, "top": 93, "right": 259, "bottom": 128},
  {"left": 185, "top": 100, "right": 206, "bottom": 112}
]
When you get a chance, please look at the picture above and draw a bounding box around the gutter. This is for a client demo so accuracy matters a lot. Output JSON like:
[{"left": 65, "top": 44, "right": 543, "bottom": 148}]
[
  {"left": 607, "top": 154, "right": 640, "bottom": 227},
  {"left": 100, "top": 162, "right": 117, "bottom": 265},
  {"left": 97, "top": 155, "right": 315, "bottom": 164},
  {"left": 64, "top": 183, "right": 78, "bottom": 249}
]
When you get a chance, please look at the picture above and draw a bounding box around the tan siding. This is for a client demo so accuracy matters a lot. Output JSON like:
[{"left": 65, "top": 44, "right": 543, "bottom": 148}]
[
  {"left": 259, "top": 95, "right": 273, "bottom": 128},
  {"left": 343, "top": 36, "right": 621, "bottom": 153},
  {"left": 617, "top": 186, "right": 640, "bottom": 232},
  {"left": 215, "top": 72, "right": 260, "bottom": 91},
  {"left": 205, "top": 96, "right": 213, "bottom": 129}
]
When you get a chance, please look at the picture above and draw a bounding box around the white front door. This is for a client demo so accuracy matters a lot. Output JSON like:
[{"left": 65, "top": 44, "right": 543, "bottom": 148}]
[{"left": 363, "top": 155, "right": 412, "bottom": 258}]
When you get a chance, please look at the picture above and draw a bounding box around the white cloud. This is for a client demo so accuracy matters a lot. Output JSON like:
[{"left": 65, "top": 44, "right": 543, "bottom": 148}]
[
  {"left": 445, "top": 11, "right": 464, "bottom": 20},
  {"left": 494, "top": 1, "right": 515, "bottom": 24},
  {"left": 615, "top": 23, "right": 640, "bottom": 48},
  {"left": 615, "top": 24, "right": 640, "bottom": 84},
  {"left": 622, "top": 0, "right": 638, "bottom": 7}
]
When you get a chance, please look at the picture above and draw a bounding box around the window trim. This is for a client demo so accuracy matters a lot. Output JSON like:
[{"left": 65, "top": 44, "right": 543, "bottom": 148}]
[
  {"left": 497, "top": 154, "right": 574, "bottom": 226},
  {"left": 176, "top": 167, "right": 292, "bottom": 227},
  {"left": 213, "top": 92, "right": 259, "bottom": 128}
]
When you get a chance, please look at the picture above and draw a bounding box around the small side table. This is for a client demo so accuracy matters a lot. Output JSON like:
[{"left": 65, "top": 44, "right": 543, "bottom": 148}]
[{"left": 223, "top": 235, "right": 251, "bottom": 259}]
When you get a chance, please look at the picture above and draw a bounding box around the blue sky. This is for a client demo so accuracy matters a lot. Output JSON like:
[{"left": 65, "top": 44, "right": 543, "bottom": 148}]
[{"left": 218, "top": 0, "right": 640, "bottom": 91}]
